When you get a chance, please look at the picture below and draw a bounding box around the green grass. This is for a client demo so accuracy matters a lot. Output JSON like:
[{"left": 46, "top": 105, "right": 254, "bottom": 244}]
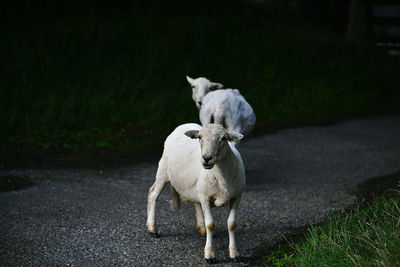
[
  {"left": 1, "top": 3, "right": 399, "bottom": 151},
  {"left": 266, "top": 192, "right": 400, "bottom": 266}
]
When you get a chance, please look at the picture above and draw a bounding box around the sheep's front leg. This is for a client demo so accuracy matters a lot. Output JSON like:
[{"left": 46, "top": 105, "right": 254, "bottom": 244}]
[
  {"left": 146, "top": 158, "right": 168, "bottom": 237},
  {"left": 200, "top": 199, "right": 216, "bottom": 263},
  {"left": 228, "top": 196, "right": 241, "bottom": 261},
  {"left": 194, "top": 203, "right": 206, "bottom": 236}
]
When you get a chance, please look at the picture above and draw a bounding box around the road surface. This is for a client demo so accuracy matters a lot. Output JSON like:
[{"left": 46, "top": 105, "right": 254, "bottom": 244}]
[{"left": 1, "top": 115, "right": 399, "bottom": 266}]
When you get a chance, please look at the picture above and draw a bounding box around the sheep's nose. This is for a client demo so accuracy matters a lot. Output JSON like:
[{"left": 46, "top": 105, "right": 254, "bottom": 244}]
[
  {"left": 202, "top": 155, "right": 212, "bottom": 162},
  {"left": 197, "top": 101, "right": 202, "bottom": 106}
]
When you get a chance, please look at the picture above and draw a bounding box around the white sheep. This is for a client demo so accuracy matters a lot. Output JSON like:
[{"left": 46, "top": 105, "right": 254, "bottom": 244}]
[
  {"left": 146, "top": 123, "right": 246, "bottom": 263},
  {"left": 186, "top": 76, "right": 256, "bottom": 137}
]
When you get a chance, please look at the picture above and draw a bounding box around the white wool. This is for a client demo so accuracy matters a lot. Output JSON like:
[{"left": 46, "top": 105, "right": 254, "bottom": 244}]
[
  {"left": 146, "top": 123, "right": 246, "bottom": 261},
  {"left": 186, "top": 76, "right": 256, "bottom": 139}
]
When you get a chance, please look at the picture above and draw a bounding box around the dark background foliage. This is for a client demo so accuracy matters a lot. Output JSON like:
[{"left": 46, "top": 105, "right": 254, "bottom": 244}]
[{"left": 1, "top": 0, "right": 399, "bottom": 152}]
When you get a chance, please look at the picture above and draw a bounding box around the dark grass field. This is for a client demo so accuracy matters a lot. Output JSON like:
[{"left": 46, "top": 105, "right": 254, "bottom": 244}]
[{"left": 1, "top": 1, "right": 399, "bottom": 154}]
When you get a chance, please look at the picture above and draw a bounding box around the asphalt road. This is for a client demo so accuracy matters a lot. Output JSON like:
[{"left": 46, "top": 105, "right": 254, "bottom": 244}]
[{"left": 1, "top": 116, "right": 399, "bottom": 266}]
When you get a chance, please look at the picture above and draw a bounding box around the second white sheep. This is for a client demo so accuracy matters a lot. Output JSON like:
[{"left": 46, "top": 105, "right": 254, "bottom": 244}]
[{"left": 186, "top": 76, "right": 256, "bottom": 137}]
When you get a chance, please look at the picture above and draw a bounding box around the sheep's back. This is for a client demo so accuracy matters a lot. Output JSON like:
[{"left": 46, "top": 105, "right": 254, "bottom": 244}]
[
  {"left": 201, "top": 89, "right": 255, "bottom": 134},
  {"left": 163, "top": 123, "right": 203, "bottom": 201}
]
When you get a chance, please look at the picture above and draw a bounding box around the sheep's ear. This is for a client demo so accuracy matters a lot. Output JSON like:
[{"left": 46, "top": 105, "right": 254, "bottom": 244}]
[
  {"left": 186, "top": 76, "right": 195, "bottom": 85},
  {"left": 227, "top": 131, "right": 243, "bottom": 143},
  {"left": 185, "top": 130, "right": 200, "bottom": 139},
  {"left": 210, "top": 82, "right": 223, "bottom": 91}
]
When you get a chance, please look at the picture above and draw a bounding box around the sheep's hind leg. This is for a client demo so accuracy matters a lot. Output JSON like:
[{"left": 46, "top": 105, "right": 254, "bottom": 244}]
[
  {"left": 194, "top": 203, "right": 206, "bottom": 236},
  {"left": 146, "top": 157, "right": 168, "bottom": 238},
  {"left": 170, "top": 185, "right": 181, "bottom": 211}
]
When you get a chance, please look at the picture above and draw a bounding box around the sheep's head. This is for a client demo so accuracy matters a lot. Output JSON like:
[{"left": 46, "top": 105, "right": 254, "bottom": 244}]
[
  {"left": 186, "top": 76, "right": 223, "bottom": 109},
  {"left": 185, "top": 124, "right": 243, "bottom": 169}
]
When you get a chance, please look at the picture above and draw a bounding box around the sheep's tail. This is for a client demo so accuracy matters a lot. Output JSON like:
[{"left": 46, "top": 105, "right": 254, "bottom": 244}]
[{"left": 170, "top": 185, "right": 181, "bottom": 211}]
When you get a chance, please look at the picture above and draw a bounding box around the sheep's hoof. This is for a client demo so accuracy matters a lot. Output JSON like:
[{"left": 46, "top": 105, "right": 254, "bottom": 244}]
[
  {"left": 205, "top": 258, "right": 217, "bottom": 264},
  {"left": 149, "top": 232, "right": 160, "bottom": 238},
  {"left": 231, "top": 256, "right": 248, "bottom": 263}
]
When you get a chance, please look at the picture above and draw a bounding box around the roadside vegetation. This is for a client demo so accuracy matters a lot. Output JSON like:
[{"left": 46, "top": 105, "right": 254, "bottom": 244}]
[
  {"left": 1, "top": 2, "right": 399, "bottom": 153},
  {"left": 266, "top": 190, "right": 400, "bottom": 267}
]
